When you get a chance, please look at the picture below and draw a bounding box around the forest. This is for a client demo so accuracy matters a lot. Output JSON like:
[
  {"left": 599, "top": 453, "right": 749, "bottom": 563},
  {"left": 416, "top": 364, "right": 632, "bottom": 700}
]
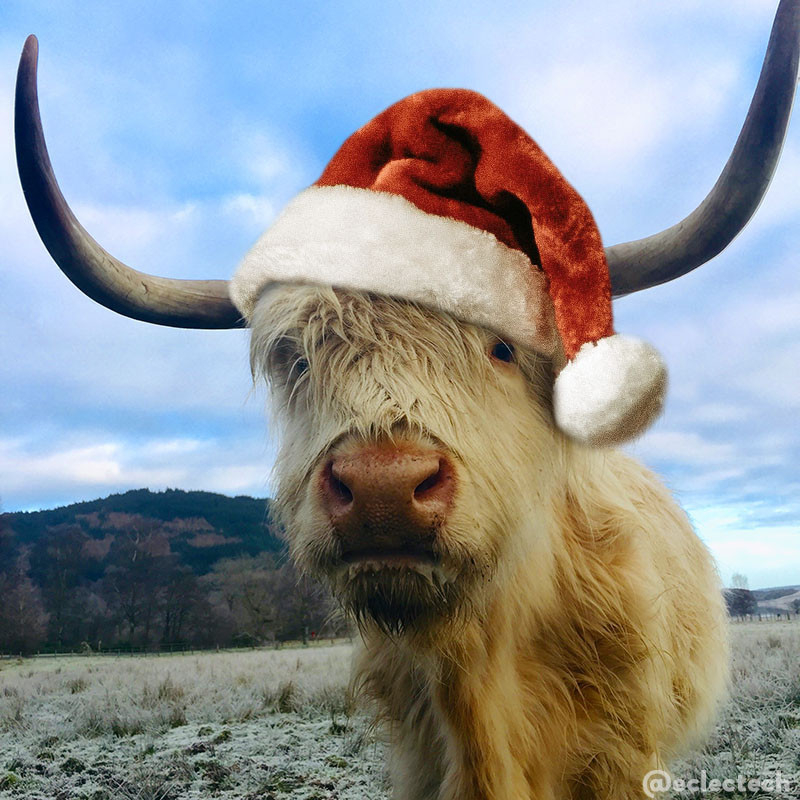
[{"left": 0, "top": 489, "right": 343, "bottom": 654}]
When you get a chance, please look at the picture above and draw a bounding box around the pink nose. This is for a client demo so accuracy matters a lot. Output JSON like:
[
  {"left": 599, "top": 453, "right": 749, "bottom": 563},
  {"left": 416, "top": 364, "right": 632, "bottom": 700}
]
[{"left": 319, "top": 443, "right": 455, "bottom": 554}]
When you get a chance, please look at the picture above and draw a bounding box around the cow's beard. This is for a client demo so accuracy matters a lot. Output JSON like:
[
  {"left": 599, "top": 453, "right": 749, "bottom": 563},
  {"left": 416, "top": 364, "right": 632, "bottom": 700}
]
[{"left": 330, "top": 559, "right": 472, "bottom": 636}]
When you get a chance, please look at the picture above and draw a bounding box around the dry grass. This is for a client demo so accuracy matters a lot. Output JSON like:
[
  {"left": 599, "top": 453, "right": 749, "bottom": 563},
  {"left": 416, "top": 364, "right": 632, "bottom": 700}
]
[{"left": 0, "top": 623, "right": 798, "bottom": 798}]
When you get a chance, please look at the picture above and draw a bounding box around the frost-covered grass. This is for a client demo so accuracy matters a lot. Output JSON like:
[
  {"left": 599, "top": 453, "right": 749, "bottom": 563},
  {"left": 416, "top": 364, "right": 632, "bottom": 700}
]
[
  {"left": 669, "top": 621, "right": 800, "bottom": 799},
  {"left": 0, "top": 643, "right": 387, "bottom": 799},
  {"left": 0, "top": 622, "right": 798, "bottom": 798}
]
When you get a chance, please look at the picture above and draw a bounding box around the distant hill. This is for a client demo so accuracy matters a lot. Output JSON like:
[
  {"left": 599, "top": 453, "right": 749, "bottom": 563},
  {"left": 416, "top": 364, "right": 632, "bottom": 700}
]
[
  {"left": 752, "top": 585, "right": 800, "bottom": 601},
  {"left": 2, "top": 488, "right": 283, "bottom": 575},
  {"left": 723, "top": 584, "right": 800, "bottom": 617},
  {"left": 0, "top": 489, "right": 342, "bottom": 653},
  {"left": 752, "top": 585, "right": 800, "bottom": 615}
]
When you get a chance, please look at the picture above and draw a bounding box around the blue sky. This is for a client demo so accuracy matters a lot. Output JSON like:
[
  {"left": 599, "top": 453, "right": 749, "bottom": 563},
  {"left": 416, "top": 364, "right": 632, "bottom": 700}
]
[{"left": 1, "top": 0, "right": 798, "bottom": 589}]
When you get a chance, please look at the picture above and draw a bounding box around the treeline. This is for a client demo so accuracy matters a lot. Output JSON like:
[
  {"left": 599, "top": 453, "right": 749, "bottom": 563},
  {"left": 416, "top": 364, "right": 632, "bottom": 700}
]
[{"left": 0, "top": 492, "right": 345, "bottom": 655}]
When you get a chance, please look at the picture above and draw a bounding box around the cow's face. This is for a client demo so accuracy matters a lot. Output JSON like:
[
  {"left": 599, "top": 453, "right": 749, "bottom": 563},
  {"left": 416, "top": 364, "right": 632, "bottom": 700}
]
[{"left": 251, "top": 285, "right": 564, "bottom": 634}]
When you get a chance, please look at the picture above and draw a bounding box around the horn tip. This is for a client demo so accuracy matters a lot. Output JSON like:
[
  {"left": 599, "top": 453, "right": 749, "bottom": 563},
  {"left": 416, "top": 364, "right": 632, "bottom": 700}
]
[
  {"left": 23, "top": 35, "right": 39, "bottom": 56},
  {"left": 20, "top": 36, "right": 39, "bottom": 77}
]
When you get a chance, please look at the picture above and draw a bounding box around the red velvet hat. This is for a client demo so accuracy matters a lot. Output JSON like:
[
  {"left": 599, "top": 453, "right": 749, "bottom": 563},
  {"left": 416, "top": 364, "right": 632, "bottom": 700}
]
[{"left": 231, "top": 89, "right": 666, "bottom": 445}]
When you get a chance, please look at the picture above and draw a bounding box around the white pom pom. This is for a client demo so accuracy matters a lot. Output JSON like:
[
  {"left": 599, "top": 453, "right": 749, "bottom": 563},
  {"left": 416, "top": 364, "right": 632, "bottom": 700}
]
[{"left": 553, "top": 335, "right": 667, "bottom": 447}]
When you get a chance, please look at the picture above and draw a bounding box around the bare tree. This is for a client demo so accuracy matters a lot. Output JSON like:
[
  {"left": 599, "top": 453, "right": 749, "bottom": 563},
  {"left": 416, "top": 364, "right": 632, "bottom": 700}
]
[
  {"left": 31, "top": 525, "right": 89, "bottom": 647},
  {"left": 207, "top": 555, "right": 279, "bottom": 643},
  {"left": 731, "top": 573, "right": 750, "bottom": 590},
  {"left": 161, "top": 567, "right": 211, "bottom": 645},
  {"left": 102, "top": 521, "right": 166, "bottom": 646},
  {"left": 273, "top": 561, "right": 340, "bottom": 642},
  {"left": 0, "top": 553, "right": 48, "bottom": 654}
]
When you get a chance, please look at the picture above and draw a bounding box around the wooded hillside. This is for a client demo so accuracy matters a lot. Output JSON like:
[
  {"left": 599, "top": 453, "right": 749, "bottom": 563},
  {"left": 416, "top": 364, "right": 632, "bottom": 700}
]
[{"left": 0, "top": 490, "right": 343, "bottom": 654}]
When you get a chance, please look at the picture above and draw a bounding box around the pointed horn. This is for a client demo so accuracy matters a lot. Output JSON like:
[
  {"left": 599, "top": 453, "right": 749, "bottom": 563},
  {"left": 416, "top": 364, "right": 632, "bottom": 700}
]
[
  {"left": 15, "top": 35, "right": 244, "bottom": 329},
  {"left": 607, "top": 0, "right": 800, "bottom": 297}
]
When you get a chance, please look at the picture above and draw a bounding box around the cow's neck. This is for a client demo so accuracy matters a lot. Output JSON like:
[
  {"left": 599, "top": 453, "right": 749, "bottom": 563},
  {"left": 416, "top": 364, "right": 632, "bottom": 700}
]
[{"left": 356, "top": 544, "right": 561, "bottom": 800}]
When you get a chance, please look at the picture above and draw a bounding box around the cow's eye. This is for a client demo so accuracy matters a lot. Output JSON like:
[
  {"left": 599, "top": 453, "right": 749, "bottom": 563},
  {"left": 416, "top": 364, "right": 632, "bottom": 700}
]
[
  {"left": 292, "top": 357, "right": 309, "bottom": 378},
  {"left": 490, "top": 340, "right": 515, "bottom": 363},
  {"left": 269, "top": 337, "right": 308, "bottom": 382}
]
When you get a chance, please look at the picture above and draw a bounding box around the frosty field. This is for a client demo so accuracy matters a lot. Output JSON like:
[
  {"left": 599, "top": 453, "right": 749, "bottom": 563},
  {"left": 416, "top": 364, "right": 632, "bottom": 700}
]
[
  {"left": 1, "top": 623, "right": 799, "bottom": 799},
  {"left": 0, "top": 643, "right": 387, "bottom": 799}
]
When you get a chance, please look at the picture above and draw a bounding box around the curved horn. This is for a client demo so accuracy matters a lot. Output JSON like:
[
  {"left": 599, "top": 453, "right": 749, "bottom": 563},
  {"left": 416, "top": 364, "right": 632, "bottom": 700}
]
[
  {"left": 15, "top": 35, "right": 244, "bottom": 329},
  {"left": 607, "top": 0, "right": 800, "bottom": 297}
]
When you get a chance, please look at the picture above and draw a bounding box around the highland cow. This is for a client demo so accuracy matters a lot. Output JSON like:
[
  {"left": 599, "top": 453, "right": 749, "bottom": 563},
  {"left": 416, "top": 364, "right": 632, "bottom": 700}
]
[
  {"left": 253, "top": 285, "right": 729, "bottom": 799},
  {"left": 13, "top": 2, "right": 799, "bottom": 797}
]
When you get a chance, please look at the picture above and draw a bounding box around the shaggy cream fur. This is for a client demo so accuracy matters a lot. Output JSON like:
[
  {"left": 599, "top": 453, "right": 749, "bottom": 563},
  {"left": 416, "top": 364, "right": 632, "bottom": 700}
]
[{"left": 250, "top": 285, "right": 729, "bottom": 800}]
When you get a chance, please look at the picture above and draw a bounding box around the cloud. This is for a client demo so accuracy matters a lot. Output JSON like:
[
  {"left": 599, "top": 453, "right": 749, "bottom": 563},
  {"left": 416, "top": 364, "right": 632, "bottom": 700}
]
[
  {"left": 221, "top": 194, "right": 277, "bottom": 227},
  {"left": 505, "top": 44, "right": 741, "bottom": 191},
  {"left": 688, "top": 403, "right": 751, "bottom": 425},
  {"left": 0, "top": 438, "right": 183, "bottom": 499},
  {"left": 637, "top": 431, "right": 738, "bottom": 466},
  {"left": 0, "top": 434, "right": 275, "bottom": 511},
  {"left": 687, "top": 503, "right": 800, "bottom": 590}
]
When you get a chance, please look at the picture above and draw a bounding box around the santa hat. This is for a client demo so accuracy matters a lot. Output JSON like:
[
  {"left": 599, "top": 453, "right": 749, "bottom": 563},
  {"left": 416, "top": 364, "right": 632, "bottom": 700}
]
[{"left": 230, "top": 89, "right": 666, "bottom": 446}]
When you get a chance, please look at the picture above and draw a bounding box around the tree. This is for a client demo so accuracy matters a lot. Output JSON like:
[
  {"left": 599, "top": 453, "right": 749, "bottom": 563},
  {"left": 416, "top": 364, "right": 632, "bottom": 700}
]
[
  {"left": 0, "top": 508, "right": 16, "bottom": 566},
  {"left": 726, "top": 573, "right": 758, "bottom": 619},
  {"left": 731, "top": 573, "right": 750, "bottom": 590},
  {"left": 206, "top": 554, "right": 343, "bottom": 644},
  {"left": 30, "top": 525, "right": 89, "bottom": 647},
  {"left": 273, "top": 561, "right": 340, "bottom": 642},
  {"left": 726, "top": 589, "right": 756, "bottom": 618},
  {"left": 161, "top": 566, "right": 213, "bottom": 645},
  {"left": 102, "top": 520, "right": 168, "bottom": 646},
  {"left": 0, "top": 554, "right": 48, "bottom": 654},
  {"left": 0, "top": 508, "right": 47, "bottom": 653},
  {"left": 207, "top": 555, "right": 283, "bottom": 643}
]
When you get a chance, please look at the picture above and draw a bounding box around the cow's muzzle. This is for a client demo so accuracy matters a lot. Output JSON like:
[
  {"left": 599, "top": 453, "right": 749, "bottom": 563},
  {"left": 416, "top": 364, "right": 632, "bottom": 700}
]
[{"left": 319, "top": 440, "right": 455, "bottom": 562}]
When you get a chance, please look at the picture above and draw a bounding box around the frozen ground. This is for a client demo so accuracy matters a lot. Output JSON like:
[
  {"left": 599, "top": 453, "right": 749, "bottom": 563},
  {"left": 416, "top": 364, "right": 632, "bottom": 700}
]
[
  {"left": 669, "top": 621, "right": 800, "bottom": 799},
  {"left": 0, "top": 643, "right": 388, "bottom": 799},
  {"left": 1, "top": 622, "right": 798, "bottom": 799}
]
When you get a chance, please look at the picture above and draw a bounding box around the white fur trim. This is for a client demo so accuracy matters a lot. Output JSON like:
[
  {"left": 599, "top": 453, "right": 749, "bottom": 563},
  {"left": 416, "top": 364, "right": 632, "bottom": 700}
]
[
  {"left": 553, "top": 335, "right": 667, "bottom": 446},
  {"left": 230, "top": 185, "right": 558, "bottom": 354}
]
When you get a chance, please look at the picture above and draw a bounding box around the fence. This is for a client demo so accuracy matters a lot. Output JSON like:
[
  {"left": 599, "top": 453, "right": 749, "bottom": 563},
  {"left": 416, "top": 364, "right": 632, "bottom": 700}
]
[
  {"left": 729, "top": 612, "right": 798, "bottom": 623},
  {"left": 0, "top": 635, "right": 350, "bottom": 661}
]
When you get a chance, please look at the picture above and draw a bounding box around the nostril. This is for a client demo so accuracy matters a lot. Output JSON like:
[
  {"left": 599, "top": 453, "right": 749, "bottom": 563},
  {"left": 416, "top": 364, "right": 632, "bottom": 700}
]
[
  {"left": 327, "top": 462, "right": 353, "bottom": 505},
  {"left": 331, "top": 473, "right": 353, "bottom": 503},
  {"left": 413, "top": 460, "right": 447, "bottom": 500}
]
